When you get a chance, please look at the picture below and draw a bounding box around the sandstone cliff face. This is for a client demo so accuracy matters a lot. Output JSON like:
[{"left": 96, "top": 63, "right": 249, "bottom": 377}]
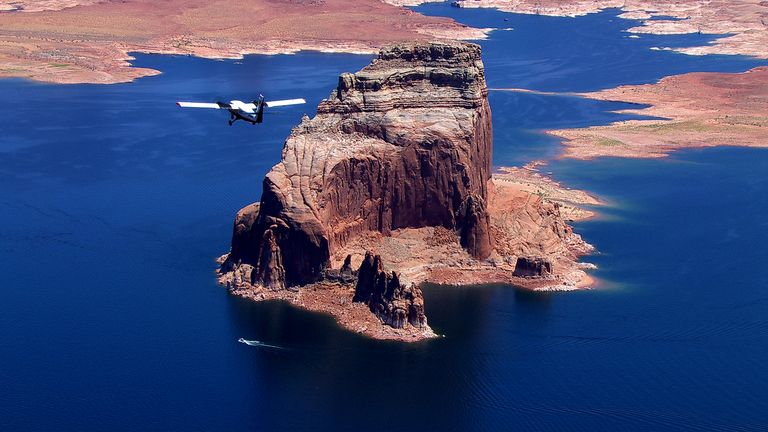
[
  {"left": 513, "top": 256, "right": 553, "bottom": 278},
  {"left": 226, "top": 41, "right": 494, "bottom": 287},
  {"left": 456, "top": 194, "right": 493, "bottom": 259},
  {"left": 353, "top": 251, "right": 427, "bottom": 329}
]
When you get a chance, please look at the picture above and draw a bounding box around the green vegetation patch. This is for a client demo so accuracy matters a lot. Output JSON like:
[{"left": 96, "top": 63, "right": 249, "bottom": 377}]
[
  {"left": 596, "top": 137, "right": 624, "bottom": 147},
  {"left": 626, "top": 120, "right": 713, "bottom": 134},
  {"left": 720, "top": 115, "right": 768, "bottom": 127}
]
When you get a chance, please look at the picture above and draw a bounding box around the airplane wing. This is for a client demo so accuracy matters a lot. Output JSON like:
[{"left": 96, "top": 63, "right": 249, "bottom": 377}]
[
  {"left": 177, "top": 98, "right": 305, "bottom": 111},
  {"left": 265, "top": 98, "right": 306, "bottom": 108},
  {"left": 176, "top": 102, "right": 222, "bottom": 109}
]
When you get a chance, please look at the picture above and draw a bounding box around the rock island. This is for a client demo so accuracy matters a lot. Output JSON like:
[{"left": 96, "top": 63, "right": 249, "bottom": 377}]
[{"left": 217, "top": 41, "right": 596, "bottom": 341}]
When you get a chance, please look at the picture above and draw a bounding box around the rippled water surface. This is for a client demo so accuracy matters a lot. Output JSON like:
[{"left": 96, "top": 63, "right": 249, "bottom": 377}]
[{"left": 1, "top": 5, "right": 767, "bottom": 431}]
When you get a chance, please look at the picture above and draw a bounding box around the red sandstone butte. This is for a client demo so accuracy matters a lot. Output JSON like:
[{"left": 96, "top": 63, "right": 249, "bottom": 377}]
[
  {"left": 218, "top": 41, "right": 596, "bottom": 341},
  {"left": 223, "top": 41, "right": 494, "bottom": 287}
]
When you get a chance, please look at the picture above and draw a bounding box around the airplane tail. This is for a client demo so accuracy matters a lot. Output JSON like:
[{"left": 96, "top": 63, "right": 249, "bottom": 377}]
[{"left": 254, "top": 95, "right": 265, "bottom": 124}]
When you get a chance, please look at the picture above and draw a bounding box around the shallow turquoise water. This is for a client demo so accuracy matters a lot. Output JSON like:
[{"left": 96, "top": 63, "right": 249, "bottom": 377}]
[{"left": 1, "top": 5, "right": 767, "bottom": 431}]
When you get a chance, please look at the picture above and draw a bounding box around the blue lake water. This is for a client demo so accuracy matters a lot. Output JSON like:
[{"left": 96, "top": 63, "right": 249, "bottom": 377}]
[{"left": 2, "top": 4, "right": 768, "bottom": 431}]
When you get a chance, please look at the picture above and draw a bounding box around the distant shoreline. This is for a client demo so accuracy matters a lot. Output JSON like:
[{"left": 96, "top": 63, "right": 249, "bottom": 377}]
[
  {"left": 399, "top": 0, "right": 768, "bottom": 59},
  {"left": 4, "top": 0, "right": 767, "bottom": 85},
  {"left": 537, "top": 67, "right": 768, "bottom": 160},
  {"left": 0, "top": 0, "right": 488, "bottom": 84}
]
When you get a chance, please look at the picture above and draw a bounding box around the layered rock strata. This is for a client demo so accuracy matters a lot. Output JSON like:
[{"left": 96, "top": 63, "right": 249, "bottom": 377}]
[
  {"left": 219, "top": 41, "right": 597, "bottom": 341},
  {"left": 330, "top": 166, "right": 598, "bottom": 293},
  {"left": 224, "top": 41, "right": 494, "bottom": 289}
]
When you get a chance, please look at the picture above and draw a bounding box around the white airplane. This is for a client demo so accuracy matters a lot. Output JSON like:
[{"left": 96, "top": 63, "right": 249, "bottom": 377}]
[{"left": 177, "top": 95, "right": 306, "bottom": 126}]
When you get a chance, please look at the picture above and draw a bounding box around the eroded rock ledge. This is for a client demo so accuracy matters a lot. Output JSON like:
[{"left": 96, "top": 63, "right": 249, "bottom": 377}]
[{"left": 218, "top": 41, "right": 597, "bottom": 342}]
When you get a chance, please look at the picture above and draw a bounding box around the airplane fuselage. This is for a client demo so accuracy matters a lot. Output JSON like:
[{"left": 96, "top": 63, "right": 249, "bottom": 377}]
[
  {"left": 219, "top": 99, "right": 264, "bottom": 125},
  {"left": 228, "top": 108, "right": 259, "bottom": 124}
]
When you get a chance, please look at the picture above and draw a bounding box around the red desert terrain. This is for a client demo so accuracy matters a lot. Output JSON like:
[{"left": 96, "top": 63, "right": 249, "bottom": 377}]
[
  {"left": 0, "top": 0, "right": 486, "bottom": 83},
  {"left": 418, "top": 0, "right": 768, "bottom": 159},
  {"left": 406, "top": 0, "right": 768, "bottom": 58},
  {"left": 547, "top": 67, "right": 768, "bottom": 159}
]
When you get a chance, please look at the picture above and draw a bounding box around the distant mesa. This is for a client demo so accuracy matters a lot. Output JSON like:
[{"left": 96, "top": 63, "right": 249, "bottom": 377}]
[{"left": 218, "top": 41, "right": 596, "bottom": 341}]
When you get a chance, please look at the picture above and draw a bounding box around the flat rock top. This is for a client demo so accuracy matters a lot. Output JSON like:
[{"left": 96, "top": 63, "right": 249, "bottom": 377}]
[{"left": 374, "top": 41, "right": 483, "bottom": 64}]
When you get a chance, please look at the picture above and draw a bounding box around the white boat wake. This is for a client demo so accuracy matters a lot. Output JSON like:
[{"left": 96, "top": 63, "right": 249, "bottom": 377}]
[{"left": 237, "top": 338, "right": 287, "bottom": 350}]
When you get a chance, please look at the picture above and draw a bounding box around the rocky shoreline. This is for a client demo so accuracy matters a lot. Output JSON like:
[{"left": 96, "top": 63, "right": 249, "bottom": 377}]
[
  {"left": 326, "top": 166, "right": 598, "bottom": 292},
  {"left": 396, "top": 0, "right": 768, "bottom": 59},
  {"left": 0, "top": 0, "right": 488, "bottom": 84},
  {"left": 543, "top": 67, "right": 768, "bottom": 160},
  {"left": 218, "top": 162, "right": 598, "bottom": 342},
  {"left": 218, "top": 253, "right": 438, "bottom": 341},
  {"left": 218, "top": 41, "right": 599, "bottom": 342}
]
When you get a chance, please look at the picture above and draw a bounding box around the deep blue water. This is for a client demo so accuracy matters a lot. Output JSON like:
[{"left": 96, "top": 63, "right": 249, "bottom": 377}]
[
  {"left": 415, "top": 4, "right": 764, "bottom": 91},
  {"left": 418, "top": 3, "right": 768, "bottom": 165},
  {"left": 2, "top": 5, "right": 767, "bottom": 432}
]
